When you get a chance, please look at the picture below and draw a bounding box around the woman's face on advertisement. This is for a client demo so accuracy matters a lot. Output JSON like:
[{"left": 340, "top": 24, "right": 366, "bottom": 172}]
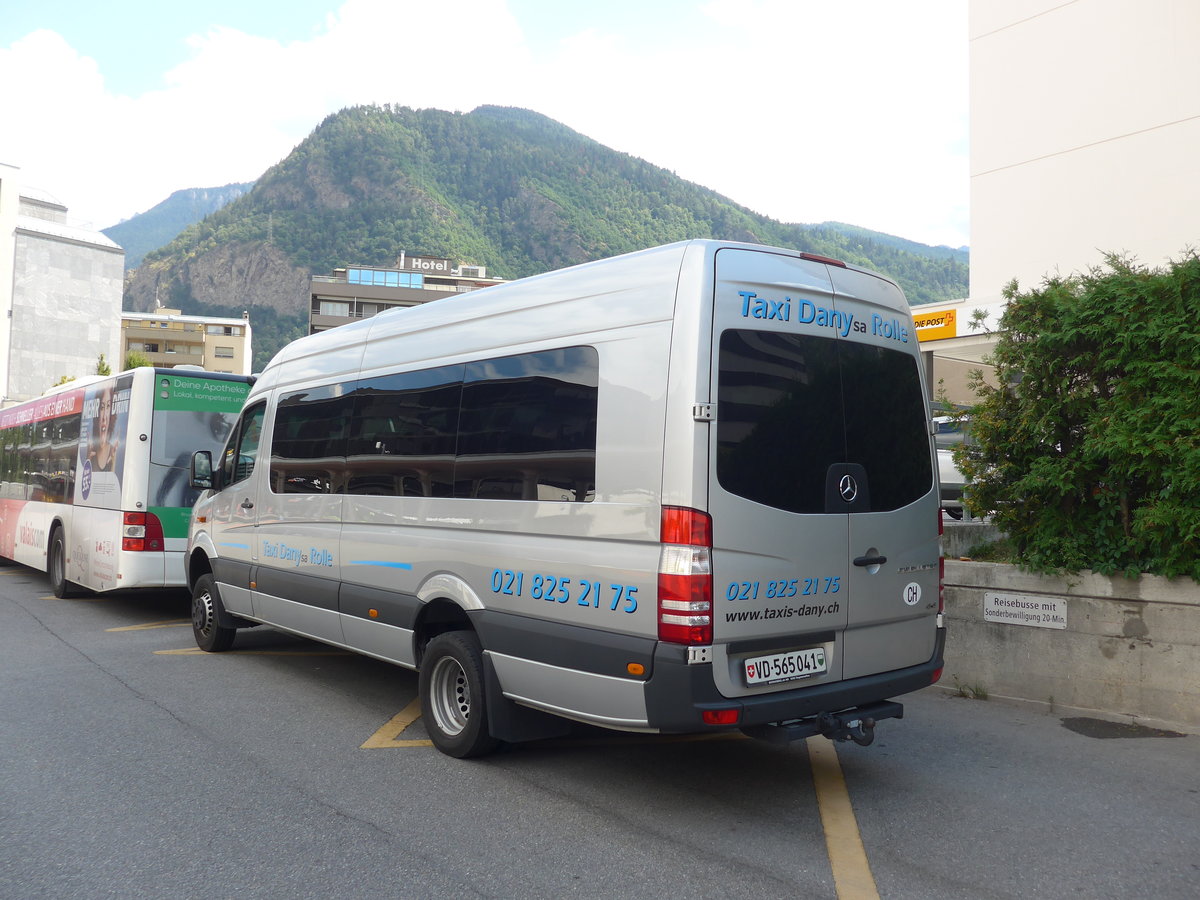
[{"left": 99, "top": 390, "right": 112, "bottom": 434}]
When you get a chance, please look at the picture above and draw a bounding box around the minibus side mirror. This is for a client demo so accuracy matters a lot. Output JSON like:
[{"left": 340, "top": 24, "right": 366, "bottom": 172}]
[{"left": 190, "top": 450, "right": 215, "bottom": 491}]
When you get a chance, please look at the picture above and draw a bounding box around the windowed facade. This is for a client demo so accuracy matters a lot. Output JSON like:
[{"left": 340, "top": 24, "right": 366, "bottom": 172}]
[
  {"left": 120, "top": 309, "right": 252, "bottom": 374},
  {"left": 318, "top": 301, "right": 350, "bottom": 317},
  {"left": 347, "top": 268, "right": 424, "bottom": 289},
  {"left": 309, "top": 258, "right": 507, "bottom": 335}
]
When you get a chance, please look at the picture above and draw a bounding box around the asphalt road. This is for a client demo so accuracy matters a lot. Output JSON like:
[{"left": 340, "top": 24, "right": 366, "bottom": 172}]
[{"left": 1, "top": 565, "right": 1196, "bottom": 899}]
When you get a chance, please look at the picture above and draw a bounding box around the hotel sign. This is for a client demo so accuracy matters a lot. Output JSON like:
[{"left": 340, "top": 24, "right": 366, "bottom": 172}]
[{"left": 397, "top": 251, "right": 451, "bottom": 273}]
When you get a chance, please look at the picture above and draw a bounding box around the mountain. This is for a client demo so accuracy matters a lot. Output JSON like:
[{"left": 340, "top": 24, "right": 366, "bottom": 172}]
[
  {"left": 125, "top": 105, "right": 968, "bottom": 368},
  {"left": 104, "top": 182, "right": 254, "bottom": 267},
  {"left": 813, "top": 221, "right": 968, "bottom": 260}
]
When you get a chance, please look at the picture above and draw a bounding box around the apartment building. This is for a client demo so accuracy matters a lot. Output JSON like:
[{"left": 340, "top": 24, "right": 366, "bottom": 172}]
[{"left": 121, "top": 308, "right": 253, "bottom": 375}]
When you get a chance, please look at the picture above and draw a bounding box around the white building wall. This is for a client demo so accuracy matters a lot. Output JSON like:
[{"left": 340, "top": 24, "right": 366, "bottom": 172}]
[
  {"left": 969, "top": 0, "right": 1200, "bottom": 301},
  {"left": 10, "top": 225, "right": 124, "bottom": 401},
  {"left": 0, "top": 164, "right": 19, "bottom": 403}
]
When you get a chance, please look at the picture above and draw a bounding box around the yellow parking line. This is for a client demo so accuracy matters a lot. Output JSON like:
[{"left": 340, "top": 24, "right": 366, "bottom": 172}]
[
  {"left": 807, "top": 738, "right": 880, "bottom": 900},
  {"left": 147, "top": 635, "right": 879, "bottom": 900},
  {"left": 107, "top": 619, "right": 191, "bottom": 632},
  {"left": 361, "top": 697, "right": 433, "bottom": 748}
]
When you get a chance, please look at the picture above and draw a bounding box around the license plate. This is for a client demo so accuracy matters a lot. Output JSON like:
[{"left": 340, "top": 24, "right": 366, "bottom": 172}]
[{"left": 744, "top": 647, "right": 827, "bottom": 686}]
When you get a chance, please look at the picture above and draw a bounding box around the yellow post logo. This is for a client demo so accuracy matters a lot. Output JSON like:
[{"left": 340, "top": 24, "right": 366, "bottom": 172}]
[{"left": 913, "top": 308, "right": 957, "bottom": 342}]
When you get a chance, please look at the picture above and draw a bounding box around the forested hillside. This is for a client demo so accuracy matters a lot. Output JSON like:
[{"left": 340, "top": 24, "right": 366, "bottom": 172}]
[
  {"left": 104, "top": 182, "right": 253, "bottom": 267},
  {"left": 125, "top": 104, "right": 967, "bottom": 367}
]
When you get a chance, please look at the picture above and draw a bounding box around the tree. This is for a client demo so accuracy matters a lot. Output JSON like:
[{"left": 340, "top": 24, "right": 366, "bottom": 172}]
[
  {"left": 96, "top": 353, "right": 112, "bottom": 376},
  {"left": 958, "top": 252, "right": 1200, "bottom": 579},
  {"left": 124, "top": 351, "right": 152, "bottom": 370}
]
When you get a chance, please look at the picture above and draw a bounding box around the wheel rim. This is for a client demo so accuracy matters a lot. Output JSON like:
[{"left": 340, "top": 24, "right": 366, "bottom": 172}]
[
  {"left": 428, "top": 655, "right": 471, "bottom": 737},
  {"left": 192, "top": 589, "right": 215, "bottom": 637},
  {"left": 51, "top": 539, "right": 64, "bottom": 587}
]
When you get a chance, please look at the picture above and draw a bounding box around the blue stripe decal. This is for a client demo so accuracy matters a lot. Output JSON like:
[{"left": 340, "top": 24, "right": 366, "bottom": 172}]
[
  {"left": 218, "top": 542, "right": 251, "bottom": 550},
  {"left": 348, "top": 560, "right": 414, "bottom": 570}
]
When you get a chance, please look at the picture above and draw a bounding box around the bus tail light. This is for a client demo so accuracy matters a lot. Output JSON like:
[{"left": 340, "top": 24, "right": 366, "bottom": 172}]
[
  {"left": 123, "top": 512, "right": 165, "bottom": 552},
  {"left": 658, "top": 506, "right": 713, "bottom": 645}
]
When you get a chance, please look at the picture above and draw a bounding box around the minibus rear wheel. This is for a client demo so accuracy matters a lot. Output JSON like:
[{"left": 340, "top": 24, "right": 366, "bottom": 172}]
[
  {"left": 192, "top": 573, "right": 236, "bottom": 652},
  {"left": 419, "top": 631, "right": 499, "bottom": 759}
]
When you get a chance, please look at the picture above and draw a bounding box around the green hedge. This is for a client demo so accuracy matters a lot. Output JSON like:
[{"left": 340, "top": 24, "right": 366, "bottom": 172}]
[{"left": 958, "top": 252, "right": 1200, "bottom": 580}]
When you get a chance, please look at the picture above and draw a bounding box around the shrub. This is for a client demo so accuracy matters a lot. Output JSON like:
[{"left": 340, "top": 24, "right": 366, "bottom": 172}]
[{"left": 958, "top": 252, "right": 1200, "bottom": 580}]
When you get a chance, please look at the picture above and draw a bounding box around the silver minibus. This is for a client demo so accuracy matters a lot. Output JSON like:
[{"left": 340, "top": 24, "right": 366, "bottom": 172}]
[{"left": 186, "top": 240, "right": 945, "bottom": 757}]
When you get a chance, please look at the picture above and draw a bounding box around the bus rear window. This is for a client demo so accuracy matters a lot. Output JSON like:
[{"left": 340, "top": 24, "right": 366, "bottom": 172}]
[{"left": 716, "top": 329, "right": 932, "bottom": 514}]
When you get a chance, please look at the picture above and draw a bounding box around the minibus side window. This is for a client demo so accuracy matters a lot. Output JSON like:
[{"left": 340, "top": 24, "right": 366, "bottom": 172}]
[
  {"left": 269, "top": 386, "right": 350, "bottom": 494},
  {"left": 456, "top": 347, "right": 598, "bottom": 502},
  {"left": 222, "top": 402, "right": 265, "bottom": 487},
  {"left": 345, "top": 364, "right": 463, "bottom": 497}
]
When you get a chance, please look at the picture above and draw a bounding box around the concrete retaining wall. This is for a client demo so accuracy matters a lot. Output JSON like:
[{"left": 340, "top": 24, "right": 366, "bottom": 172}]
[
  {"left": 942, "top": 560, "right": 1200, "bottom": 732},
  {"left": 942, "top": 521, "right": 1000, "bottom": 560}
]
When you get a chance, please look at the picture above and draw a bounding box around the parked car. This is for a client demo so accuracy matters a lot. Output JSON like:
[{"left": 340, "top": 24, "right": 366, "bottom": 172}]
[{"left": 933, "top": 415, "right": 971, "bottom": 519}]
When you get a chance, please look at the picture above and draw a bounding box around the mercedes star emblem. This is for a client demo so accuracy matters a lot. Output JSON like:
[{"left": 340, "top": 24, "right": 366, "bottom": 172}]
[{"left": 838, "top": 474, "right": 859, "bottom": 503}]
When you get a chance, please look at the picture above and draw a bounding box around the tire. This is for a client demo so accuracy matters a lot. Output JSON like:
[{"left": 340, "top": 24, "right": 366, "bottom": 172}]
[
  {"left": 191, "top": 573, "right": 236, "bottom": 652},
  {"left": 419, "top": 631, "right": 499, "bottom": 759},
  {"left": 49, "top": 527, "right": 79, "bottom": 598}
]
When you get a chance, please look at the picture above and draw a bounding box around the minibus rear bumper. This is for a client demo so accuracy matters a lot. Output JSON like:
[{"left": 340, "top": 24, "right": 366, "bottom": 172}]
[{"left": 643, "top": 627, "right": 946, "bottom": 735}]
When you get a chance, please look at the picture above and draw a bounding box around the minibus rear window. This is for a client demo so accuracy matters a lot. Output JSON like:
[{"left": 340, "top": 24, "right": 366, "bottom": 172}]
[{"left": 717, "top": 329, "right": 932, "bottom": 514}]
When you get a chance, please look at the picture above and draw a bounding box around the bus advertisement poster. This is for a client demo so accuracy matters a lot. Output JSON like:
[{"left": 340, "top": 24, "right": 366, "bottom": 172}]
[{"left": 78, "top": 374, "right": 133, "bottom": 506}]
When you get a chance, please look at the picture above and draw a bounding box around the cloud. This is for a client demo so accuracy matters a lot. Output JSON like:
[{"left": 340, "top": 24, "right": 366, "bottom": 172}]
[
  {"left": 0, "top": 0, "right": 968, "bottom": 246},
  {"left": 0, "top": 31, "right": 133, "bottom": 218}
]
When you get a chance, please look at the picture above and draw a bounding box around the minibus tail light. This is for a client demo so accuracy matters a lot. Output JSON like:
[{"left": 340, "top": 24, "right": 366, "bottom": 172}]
[
  {"left": 123, "top": 511, "right": 165, "bottom": 552},
  {"left": 799, "top": 251, "right": 848, "bottom": 268},
  {"left": 658, "top": 506, "right": 713, "bottom": 645}
]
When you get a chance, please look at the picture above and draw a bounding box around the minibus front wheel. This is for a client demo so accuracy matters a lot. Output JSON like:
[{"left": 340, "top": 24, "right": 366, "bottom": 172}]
[
  {"left": 192, "top": 574, "right": 236, "bottom": 652},
  {"left": 419, "top": 631, "right": 499, "bottom": 759}
]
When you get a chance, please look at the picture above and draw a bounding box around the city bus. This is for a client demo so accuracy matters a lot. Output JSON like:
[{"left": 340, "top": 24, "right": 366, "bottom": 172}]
[
  {"left": 0, "top": 367, "right": 252, "bottom": 596},
  {"left": 186, "top": 240, "right": 945, "bottom": 758}
]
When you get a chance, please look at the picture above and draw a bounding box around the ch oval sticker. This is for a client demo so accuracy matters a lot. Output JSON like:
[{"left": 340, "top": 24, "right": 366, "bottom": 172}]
[{"left": 902, "top": 582, "right": 922, "bottom": 606}]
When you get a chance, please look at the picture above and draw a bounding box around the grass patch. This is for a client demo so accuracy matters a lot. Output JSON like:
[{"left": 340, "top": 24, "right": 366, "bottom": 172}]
[
  {"left": 952, "top": 675, "right": 989, "bottom": 700},
  {"left": 963, "top": 535, "right": 1016, "bottom": 563}
]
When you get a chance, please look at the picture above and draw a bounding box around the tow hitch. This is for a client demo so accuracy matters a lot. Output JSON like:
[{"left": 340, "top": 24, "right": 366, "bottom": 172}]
[{"left": 741, "top": 700, "right": 904, "bottom": 747}]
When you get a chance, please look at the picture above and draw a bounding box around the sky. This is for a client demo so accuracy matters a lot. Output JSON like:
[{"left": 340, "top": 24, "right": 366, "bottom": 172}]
[{"left": 0, "top": 0, "right": 969, "bottom": 248}]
